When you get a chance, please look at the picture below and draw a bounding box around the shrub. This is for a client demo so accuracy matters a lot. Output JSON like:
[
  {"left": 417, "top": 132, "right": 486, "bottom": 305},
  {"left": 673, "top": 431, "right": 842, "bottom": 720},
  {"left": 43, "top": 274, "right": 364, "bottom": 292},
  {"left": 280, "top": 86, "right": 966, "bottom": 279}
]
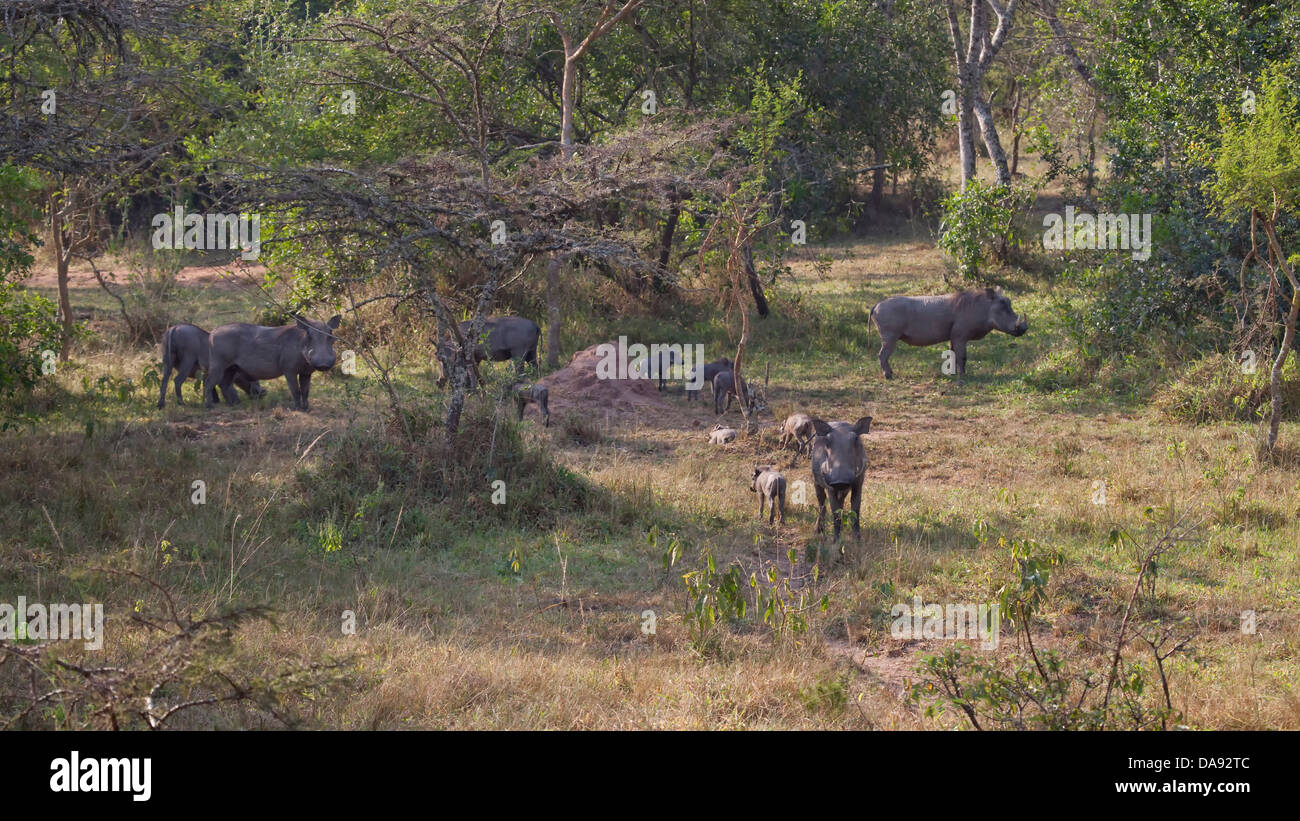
[
  {"left": 0, "top": 164, "right": 60, "bottom": 414},
  {"left": 1153, "top": 351, "right": 1300, "bottom": 424},
  {"left": 936, "top": 179, "right": 1036, "bottom": 283}
]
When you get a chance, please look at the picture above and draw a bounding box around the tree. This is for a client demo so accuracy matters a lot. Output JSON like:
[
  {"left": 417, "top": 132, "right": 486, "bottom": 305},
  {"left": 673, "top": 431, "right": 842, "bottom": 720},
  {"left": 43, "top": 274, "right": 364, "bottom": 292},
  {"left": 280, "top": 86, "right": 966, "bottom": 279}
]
[
  {"left": 542, "top": 0, "right": 644, "bottom": 367},
  {"left": 946, "top": 0, "right": 1020, "bottom": 187},
  {"left": 1, "top": 0, "right": 237, "bottom": 357},
  {"left": 1209, "top": 67, "right": 1300, "bottom": 453}
]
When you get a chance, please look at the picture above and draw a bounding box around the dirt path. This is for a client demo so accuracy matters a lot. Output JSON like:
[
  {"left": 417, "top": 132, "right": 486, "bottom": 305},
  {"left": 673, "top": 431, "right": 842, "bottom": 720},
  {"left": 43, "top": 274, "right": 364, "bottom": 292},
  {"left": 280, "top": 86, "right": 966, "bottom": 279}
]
[{"left": 24, "top": 257, "right": 268, "bottom": 293}]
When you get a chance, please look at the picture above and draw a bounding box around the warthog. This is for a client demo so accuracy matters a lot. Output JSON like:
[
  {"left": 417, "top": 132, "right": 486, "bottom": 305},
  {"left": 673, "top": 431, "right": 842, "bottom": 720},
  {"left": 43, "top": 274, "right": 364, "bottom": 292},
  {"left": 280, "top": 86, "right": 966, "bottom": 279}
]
[
  {"left": 712, "top": 369, "right": 765, "bottom": 416},
  {"left": 436, "top": 316, "right": 540, "bottom": 388},
  {"left": 709, "top": 424, "right": 737, "bottom": 444},
  {"left": 512, "top": 382, "right": 550, "bottom": 427},
  {"left": 685, "top": 356, "right": 732, "bottom": 401},
  {"left": 633, "top": 348, "right": 677, "bottom": 392},
  {"left": 204, "top": 315, "right": 341, "bottom": 412},
  {"left": 158, "top": 323, "right": 264, "bottom": 409},
  {"left": 870, "top": 287, "right": 1027, "bottom": 378},
  {"left": 810, "top": 416, "right": 872, "bottom": 541},
  {"left": 751, "top": 466, "right": 787, "bottom": 525},
  {"left": 779, "top": 412, "right": 815, "bottom": 457}
]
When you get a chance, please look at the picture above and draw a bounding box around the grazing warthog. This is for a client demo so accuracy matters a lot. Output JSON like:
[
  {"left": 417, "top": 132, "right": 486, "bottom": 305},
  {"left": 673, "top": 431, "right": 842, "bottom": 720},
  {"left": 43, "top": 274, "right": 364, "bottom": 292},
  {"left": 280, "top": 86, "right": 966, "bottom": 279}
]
[
  {"left": 686, "top": 356, "right": 732, "bottom": 401},
  {"left": 870, "top": 287, "right": 1027, "bottom": 378},
  {"left": 158, "top": 323, "right": 263, "bottom": 409},
  {"left": 512, "top": 382, "right": 550, "bottom": 427},
  {"left": 436, "top": 316, "right": 540, "bottom": 388},
  {"left": 810, "top": 416, "right": 872, "bottom": 542},
  {"left": 204, "top": 315, "right": 341, "bottom": 412},
  {"left": 709, "top": 424, "right": 737, "bottom": 444},
  {"left": 779, "top": 412, "right": 815, "bottom": 457},
  {"left": 750, "top": 466, "right": 787, "bottom": 525},
  {"left": 712, "top": 369, "right": 760, "bottom": 415}
]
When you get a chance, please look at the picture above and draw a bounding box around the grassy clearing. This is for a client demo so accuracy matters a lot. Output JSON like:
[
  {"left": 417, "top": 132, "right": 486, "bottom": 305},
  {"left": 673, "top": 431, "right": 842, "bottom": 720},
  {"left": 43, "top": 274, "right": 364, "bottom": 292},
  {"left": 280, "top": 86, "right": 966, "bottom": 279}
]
[{"left": 3, "top": 227, "right": 1298, "bottom": 730}]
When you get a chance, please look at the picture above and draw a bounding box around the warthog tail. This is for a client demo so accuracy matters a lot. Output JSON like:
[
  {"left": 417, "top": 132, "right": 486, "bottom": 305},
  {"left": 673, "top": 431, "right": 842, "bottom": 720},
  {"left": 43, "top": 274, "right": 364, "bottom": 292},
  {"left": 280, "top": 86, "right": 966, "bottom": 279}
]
[{"left": 160, "top": 325, "right": 174, "bottom": 369}]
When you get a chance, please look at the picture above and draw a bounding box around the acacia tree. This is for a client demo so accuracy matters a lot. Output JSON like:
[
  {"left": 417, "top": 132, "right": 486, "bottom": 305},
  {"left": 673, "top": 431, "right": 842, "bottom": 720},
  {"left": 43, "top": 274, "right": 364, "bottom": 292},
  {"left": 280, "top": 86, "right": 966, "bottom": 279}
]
[
  {"left": 222, "top": 118, "right": 733, "bottom": 440},
  {"left": 1, "top": 0, "right": 229, "bottom": 356},
  {"left": 1209, "top": 68, "right": 1300, "bottom": 453}
]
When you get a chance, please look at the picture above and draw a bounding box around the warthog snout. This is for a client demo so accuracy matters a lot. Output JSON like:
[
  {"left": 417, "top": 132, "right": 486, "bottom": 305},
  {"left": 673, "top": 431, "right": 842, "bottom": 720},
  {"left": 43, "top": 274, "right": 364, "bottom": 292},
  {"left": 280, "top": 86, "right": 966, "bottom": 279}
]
[
  {"left": 300, "top": 315, "right": 341, "bottom": 371},
  {"left": 1012, "top": 317, "right": 1029, "bottom": 336}
]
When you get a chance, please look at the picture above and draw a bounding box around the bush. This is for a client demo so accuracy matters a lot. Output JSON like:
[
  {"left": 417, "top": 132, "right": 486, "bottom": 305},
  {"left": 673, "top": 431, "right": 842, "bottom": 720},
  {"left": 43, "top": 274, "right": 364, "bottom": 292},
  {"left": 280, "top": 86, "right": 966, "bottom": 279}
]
[
  {"left": 295, "top": 393, "right": 615, "bottom": 541},
  {"left": 1061, "top": 256, "right": 1222, "bottom": 357},
  {"left": 0, "top": 282, "right": 61, "bottom": 408},
  {"left": 936, "top": 179, "right": 1036, "bottom": 283},
  {"left": 0, "top": 163, "right": 61, "bottom": 414}
]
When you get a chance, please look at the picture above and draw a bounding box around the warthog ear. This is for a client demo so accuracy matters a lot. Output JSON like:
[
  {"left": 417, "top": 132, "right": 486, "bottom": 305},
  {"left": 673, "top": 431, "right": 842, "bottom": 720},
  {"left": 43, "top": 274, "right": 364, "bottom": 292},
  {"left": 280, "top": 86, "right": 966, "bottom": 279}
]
[
  {"left": 295, "top": 316, "right": 310, "bottom": 331},
  {"left": 327, "top": 314, "right": 342, "bottom": 330},
  {"left": 811, "top": 419, "right": 831, "bottom": 437},
  {"left": 853, "top": 416, "right": 872, "bottom": 435}
]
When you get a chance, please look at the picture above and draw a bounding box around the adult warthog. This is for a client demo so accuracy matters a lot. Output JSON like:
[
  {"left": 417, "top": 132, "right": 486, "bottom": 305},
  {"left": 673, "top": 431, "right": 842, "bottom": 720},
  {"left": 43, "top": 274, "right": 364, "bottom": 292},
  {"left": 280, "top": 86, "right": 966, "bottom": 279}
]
[
  {"left": 436, "top": 316, "right": 540, "bottom": 388},
  {"left": 810, "top": 416, "right": 872, "bottom": 542},
  {"left": 158, "top": 323, "right": 264, "bottom": 409},
  {"left": 685, "top": 356, "right": 732, "bottom": 401},
  {"left": 204, "top": 315, "right": 341, "bottom": 412},
  {"left": 712, "top": 369, "right": 765, "bottom": 416},
  {"left": 870, "top": 287, "right": 1027, "bottom": 378}
]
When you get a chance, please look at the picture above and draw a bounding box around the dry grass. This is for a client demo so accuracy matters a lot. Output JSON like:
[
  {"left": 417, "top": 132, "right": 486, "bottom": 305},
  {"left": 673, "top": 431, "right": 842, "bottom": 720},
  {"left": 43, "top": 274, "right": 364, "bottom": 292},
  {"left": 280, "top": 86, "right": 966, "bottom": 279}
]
[{"left": 4, "top": 233, "right": 1299, "bottom": 730}]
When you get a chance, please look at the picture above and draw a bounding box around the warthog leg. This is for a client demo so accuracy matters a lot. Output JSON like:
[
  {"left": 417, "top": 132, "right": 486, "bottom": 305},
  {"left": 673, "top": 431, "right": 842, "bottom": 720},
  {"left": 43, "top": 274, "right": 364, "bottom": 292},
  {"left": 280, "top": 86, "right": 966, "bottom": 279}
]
[
  {"left": 297, "top": 371, "right": 313, "bottom": 411},
  {"left": 878, "top": 335, "right": 898, "bottom": 379},
  {"left": 951, "top": 339, "right": 968, "bottom": 376},
  {"left": 814, "top": 484, "right": 828, "bottom": 534}
]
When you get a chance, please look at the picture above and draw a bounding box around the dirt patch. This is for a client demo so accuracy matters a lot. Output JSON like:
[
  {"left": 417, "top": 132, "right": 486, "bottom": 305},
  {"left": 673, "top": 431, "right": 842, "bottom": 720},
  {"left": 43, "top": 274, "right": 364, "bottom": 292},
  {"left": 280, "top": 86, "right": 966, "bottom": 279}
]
[
  {"left": 24, "top": 259, "right": 267, "bottom": 293},
  {"left": 533, "top": 342, "right": 678, "bottom": 425}
]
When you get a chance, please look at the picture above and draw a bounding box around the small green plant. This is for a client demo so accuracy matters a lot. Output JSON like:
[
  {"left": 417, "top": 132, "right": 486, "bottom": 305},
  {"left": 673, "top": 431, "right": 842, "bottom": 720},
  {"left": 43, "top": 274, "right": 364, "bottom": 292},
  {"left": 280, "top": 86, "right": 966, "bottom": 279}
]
[
  {"left": 647, "top": 525, "right": 683, "bottom": 587},
  {"left": 800, "top": 670, "right": 852, "bottom": 716},
  {"left": 749, "top": 546, "right": 826, "bottom": 637},
  {"left": 318, "top": 519, "right": 343, "bottom": 554},
  {"left": 682, "top": 548, "right": 747, "bottom": 649}
]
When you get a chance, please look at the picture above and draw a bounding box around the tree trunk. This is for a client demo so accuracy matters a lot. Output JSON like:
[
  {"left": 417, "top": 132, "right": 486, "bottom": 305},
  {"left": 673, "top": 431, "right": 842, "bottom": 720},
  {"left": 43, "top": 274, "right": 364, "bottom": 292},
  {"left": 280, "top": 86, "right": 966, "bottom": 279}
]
[
  {"left": 49, "top": 191, "right": 74, "bottom": 361},
  {"left": 545, "top": 253, "right": 566, "bottom": 368},
  {"left": 1262, "top": 216, "right": 1299, "bottom": 452},
  {"left": 743, "top": 243, "right": 769, "bottom": 317},
  {"left": 1010, "top": 81, "right": 1023, "bottom": 176},
  {"left": 972, "top": 92, "right": 1011, "bottom": 186},
  {"left": 560, "top": 57, "right": 578, "bottom": 158},
  {"left": 655, "top": 202, "right": 679, "bottom": 292},
  {"left": 1267, "top": 297, "right": 1297, "bottom": 452},
  {"left": 956, "top": 81, "right": 978, "bottom": 188},
  {"left": 947, "top": 0, "right": 1018, "bottom": 189},
  {"left": 870, "top": 146, "right": 886, "bottom": 210}
]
